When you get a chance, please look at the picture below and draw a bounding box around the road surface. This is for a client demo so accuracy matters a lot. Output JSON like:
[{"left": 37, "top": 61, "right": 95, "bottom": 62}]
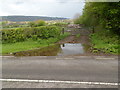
[{"left": 2, "top": 56, "right": 118, "bottom": 88}]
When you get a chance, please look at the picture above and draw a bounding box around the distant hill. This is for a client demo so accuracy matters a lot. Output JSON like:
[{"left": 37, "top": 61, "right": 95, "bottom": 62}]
[{"left": 1, "top": 16, "right": 68, "bottom": 22}]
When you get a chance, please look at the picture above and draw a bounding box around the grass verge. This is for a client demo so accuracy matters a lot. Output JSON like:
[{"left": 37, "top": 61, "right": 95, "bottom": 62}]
[
  {"left": 90, "top": 30, "right": 119, "bottom": 55},
  {"left": 1, "top": 32, "right": 70, "bottom": 55}
]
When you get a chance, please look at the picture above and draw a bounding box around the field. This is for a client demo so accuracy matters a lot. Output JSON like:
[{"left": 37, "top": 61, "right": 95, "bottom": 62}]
[
  {"left": 1, "top": 20, "right": 70, "bottom": 55},
  {"left": 1, "top": 18, "right": 119, "bottom": 55}
]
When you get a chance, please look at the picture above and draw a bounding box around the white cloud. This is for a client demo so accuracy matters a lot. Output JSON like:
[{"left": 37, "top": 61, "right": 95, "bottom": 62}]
[{"left": 0, "top": 0, "right": 85, "bottom": 18}]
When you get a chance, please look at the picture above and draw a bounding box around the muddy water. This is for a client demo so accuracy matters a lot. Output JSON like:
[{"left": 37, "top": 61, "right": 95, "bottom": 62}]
[
  {"left": 13, "top": 44, "right": 61, "bottom": 56},
  {"left": 13, "top": 43, "right": 85, "bottom": 56},
  {"left": 58, "top": 43, "right": 84, "bottom": 56}
]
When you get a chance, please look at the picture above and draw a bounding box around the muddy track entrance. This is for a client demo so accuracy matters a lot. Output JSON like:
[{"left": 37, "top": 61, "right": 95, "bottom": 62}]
[{"left": 13, "top": 27, "right": 92, "bottom": 56}]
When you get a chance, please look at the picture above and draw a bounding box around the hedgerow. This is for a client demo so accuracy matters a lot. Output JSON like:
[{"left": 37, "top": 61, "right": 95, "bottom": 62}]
[{"left": 1, "top": 26, "right": 61, "bottom": 43}]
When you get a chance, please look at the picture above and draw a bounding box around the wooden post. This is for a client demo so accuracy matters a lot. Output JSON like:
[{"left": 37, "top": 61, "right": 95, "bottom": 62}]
[
  {"left": 62, "top": 44, "right": 65, "bottom": 47},
  {"left": 62, "top": 27, "right": 64, "bottom": 34}
]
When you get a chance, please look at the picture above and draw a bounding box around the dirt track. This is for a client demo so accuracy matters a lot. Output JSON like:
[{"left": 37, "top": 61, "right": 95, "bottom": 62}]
[
  {"left": 58, "top": 27, "right": 116, "bottom": 56},
  {"left": 59, "top": 28, "right": 91, "bottom": 44}
]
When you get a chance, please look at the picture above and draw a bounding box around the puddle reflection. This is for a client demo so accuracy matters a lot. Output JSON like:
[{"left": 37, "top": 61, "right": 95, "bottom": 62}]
[
  {"left": 13, "top": 43, "right": 85, "bottom": 56},
  {"left": 58, "top": 43, "right": 84, "bottom": 56}
]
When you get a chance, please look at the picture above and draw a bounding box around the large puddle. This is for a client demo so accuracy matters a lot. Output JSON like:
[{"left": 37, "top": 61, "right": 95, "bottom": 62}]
[
  {"left": 13, "top": 43, "right": 85, "bottom": 56},
  {"left": 58, "top": 43, "right": 84, "bottom": 56}
]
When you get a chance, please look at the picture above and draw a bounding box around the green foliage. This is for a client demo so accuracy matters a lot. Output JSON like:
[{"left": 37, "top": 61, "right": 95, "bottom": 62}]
[
  {"left": 39, "top": 26, "right": 61, "bottom": 39},
  {"left": 2, "top": 28, "right": 26, "bottom": 43},
  {"left": 74, "top": 19, "right": 80, "bottom": 24},
  {"left": 1, "top": 40, "right": 49, "bottom": 54},
  {"left": 52, "top": 22, "right": 68, "bottom": 26},
  {"left": 90, "top": 30, "right": 119, "bottom": 54},
  {"left": 37, "top": 38, "right": 58, "bottom": 45},
  {"left": 36, "top": 20, "right": 46, "bottom": 26},
  {"left": 28, "top": 20, "right": 46, "bottom": 27},
  {"left": 28, "top": 22, "right": 36, "bottom": 27},
  {"left": 32, "top": 35, "right": 38, "bottom": 41},
  {"left": 2, "top": 26, "right": 62, "bottom": 43},
  {"left": 75, "top": 2, "right": 120, "bottom": 34},
  {"left": 75, "top": 2, "right": 120, "bottom": 54},
  {"left": 37, "top": 32, "right": 70, "bottom": 45},
  {"left": 2, "top": 32, "right": 70, "bottom": 54},
  {"left": 58, "top": 32, "right": 70, "bottom": 40}
]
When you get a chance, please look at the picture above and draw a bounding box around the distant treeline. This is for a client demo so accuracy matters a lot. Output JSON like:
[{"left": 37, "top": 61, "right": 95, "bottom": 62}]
[{"left": 1, "top": 16, "right": 68, "bottom": 22}]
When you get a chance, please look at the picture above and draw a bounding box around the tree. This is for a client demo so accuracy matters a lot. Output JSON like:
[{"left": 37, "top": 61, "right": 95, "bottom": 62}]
[
  {"left": 28, "top": 20, "right": 46, "bottom": 27},
  {"left": 35, "top": 20, "right": 46, "bottom": 27},
  {"left": 75, "top": 2, "right": 120, "bottom": 34},
  {"left": 28, "top": 22, "right": 36, "bottom": 27}
]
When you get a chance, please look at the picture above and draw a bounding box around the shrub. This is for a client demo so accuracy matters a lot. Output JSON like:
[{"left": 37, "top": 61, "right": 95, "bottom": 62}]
[
  {"left": 32, "top": 35, "right": 38, "bottom": 41},
  {"left": 76, "top": 34, "right": 80, "bottom": 38},
  {"left": 2, "top": 26, "right": 62, "bottom": 43},
  {"left": 28, "top": 22, "right": 36, "bottom": 27},
  {"left": 90, "top": 30, "right": 119, "bottom": 54},
  {"left": 28, "top": 20, "right": 46, "bottom": 27},
  {"left": 36, "top": 20, "right": 46, "bottom": 26},
  {"left": 53, "top": 22, "right": 68, "bottom": 26}
]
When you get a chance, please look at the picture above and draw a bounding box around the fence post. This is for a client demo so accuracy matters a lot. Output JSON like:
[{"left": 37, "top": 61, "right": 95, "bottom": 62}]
[{"left": 62, "top": 27, "right": 64, "bottom": 34}]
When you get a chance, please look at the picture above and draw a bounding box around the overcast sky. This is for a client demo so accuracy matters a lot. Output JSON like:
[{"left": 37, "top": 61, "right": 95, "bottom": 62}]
[{"left": 0, "top": 0, "right": 85, "bottom": 18}]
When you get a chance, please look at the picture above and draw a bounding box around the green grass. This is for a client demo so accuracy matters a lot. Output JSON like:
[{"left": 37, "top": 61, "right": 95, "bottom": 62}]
[
  {"left": 76, "top": 34, "right": 80, "bottom": 38},
  {"left": 1, "top": 32, "right": 70, "bottom": 54},
  {"left": 1, "top": 40, "right": 50, "bottom": 54},
  {"left": 90, "top": 30, "right": 119, "bottom": 54}
]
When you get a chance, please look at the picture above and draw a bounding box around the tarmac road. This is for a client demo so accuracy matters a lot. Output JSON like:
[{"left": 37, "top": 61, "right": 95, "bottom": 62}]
[{"left": 1, "top": 56, "right": 118, "bottom": 88}]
